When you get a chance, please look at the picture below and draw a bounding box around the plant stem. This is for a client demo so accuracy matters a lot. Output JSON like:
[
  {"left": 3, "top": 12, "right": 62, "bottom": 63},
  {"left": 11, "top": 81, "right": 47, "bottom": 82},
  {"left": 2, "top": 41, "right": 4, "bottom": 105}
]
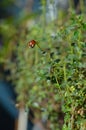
[
  {"left": 68, "top": 0, "right": 74, "bottom": 11},
  {"left": 63, "top": 64, "right": 67, "bottom": 83},
  {"left": 17, "top": 106, "right": 28, "bottom": 130},
  {"left": 70, "top": 106, "right": 75, "bottom": 130},
  {"left": 80, "top": 0, "right": 85, "bottom": 13}
]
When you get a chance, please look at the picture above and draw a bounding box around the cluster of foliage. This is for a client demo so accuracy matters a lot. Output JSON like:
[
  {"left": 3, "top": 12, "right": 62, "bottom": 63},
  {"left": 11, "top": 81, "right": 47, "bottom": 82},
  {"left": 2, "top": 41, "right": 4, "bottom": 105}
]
[{"left": 0, "top": 5, "right": 86, "bottom": 130}]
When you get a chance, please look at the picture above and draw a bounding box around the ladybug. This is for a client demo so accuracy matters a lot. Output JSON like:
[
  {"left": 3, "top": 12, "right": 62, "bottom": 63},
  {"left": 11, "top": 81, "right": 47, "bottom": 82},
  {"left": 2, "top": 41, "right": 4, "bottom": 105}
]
[
  {"left": 28, "top": 40, "right": 44, "bottom": 52},
  {"left": 28, "top": 40, "right": 37, "bottom": 48}
]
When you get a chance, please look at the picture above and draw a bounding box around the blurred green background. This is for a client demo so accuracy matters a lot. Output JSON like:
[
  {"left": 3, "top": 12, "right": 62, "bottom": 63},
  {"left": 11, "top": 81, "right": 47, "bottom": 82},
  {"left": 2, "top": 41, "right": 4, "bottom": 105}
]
[{"left": 0, "top": 0, "right": 86, "bottom": 130}]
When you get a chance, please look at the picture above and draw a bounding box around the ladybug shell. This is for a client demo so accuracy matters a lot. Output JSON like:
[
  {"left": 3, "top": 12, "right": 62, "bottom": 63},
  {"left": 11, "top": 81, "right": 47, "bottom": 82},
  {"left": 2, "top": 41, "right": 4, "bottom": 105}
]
[{"left": 28, "top": 40, "right": 36, "bottom": 48}]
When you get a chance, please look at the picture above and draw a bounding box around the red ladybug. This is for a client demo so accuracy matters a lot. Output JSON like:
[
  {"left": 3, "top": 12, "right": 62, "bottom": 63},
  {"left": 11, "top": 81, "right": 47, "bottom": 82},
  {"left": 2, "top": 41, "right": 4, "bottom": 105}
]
[
  {"left": 28, "top": 40, "right": 37, "bottom": 48},
  {"left": 28, "top": 40, "right": 43, "bottom": 52}
]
